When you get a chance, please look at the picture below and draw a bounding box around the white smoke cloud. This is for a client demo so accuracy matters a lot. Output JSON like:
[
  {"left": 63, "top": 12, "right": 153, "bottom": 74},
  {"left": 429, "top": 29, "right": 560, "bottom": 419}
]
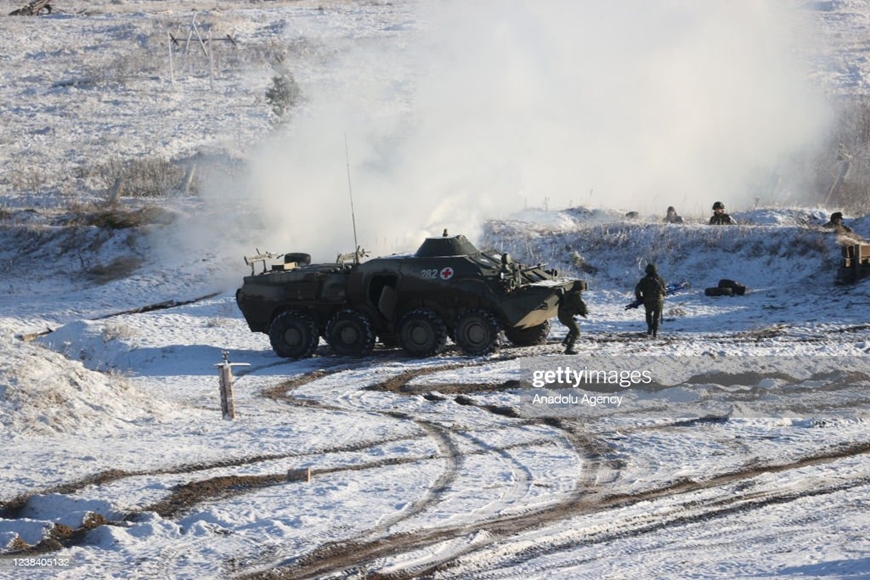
[{"left": 233, "top": 0, "right": 834, "bottom": 260}]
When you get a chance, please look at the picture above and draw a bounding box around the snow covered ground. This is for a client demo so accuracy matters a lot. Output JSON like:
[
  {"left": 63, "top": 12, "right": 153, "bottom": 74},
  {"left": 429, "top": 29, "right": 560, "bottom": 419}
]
[{"left": 3, "top": 1, "right": 870, "bottom": 579}]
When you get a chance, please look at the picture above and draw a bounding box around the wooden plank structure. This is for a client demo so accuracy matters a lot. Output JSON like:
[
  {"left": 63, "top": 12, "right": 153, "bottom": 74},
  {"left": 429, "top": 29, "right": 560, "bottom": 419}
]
[
  {"left": 9, "top": 0, "right": 52, "bottom": 16},
  {"left": 170, "top": 32, "right": 238, "bottom": 48},
  {"left": 165, "top": 12, "right": 238, "bottom": 88},
  {"left": 838, "top": 243, "right": 870, "bottom": 284}
]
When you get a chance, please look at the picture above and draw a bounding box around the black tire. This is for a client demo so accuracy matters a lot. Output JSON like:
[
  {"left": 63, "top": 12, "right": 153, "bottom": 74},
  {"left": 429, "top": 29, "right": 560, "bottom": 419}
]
[
  {"left": 454, "top": 308, "right": 501, "bottom": 356},
  {"left": 284, "top": 252, "right": 311, "bottom": 266},
  {"left": 398, "top": 308, "right": 447, "bottom": 357},
  {"left": 705, "top": 287, "right": 733, "bottom": 297},
  {"left": 326, "top": 309, "right": 375, "bottom": 356},
  {"left": 268, "top": 310, "right": 319, "bottom": 359},
  {"left": 717, "top": 278, "right": 746, "bottom": 295},
  {"left": 505, "top": 320, "right": 551, "bottom": 346}
]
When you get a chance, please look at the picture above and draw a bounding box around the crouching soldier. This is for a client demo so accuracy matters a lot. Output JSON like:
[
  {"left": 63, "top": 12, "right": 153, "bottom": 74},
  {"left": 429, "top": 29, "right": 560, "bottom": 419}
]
[
  {"left": 558, "top": 280, "right": 588, "bottom": 355},
  {"left": 709, "top": 201, "right": 736, "bottom": 225},
  {"left": 635, "top": 264, "right": 666, "bottom": 338}
]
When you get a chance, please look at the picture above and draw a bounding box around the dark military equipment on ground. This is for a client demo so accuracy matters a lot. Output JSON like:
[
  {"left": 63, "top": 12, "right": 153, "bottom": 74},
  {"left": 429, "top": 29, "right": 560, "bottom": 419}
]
[
  {"left": 9, "top": 0, "right": 52, "bottom": 15},
  {"left": 837, "top": 242, "right": 870, "bottom": 284},
  {"left": 822, "top": 212, "right": 869, "bottom": 283},
  {"left": 704, "top": 279, "right": 747, "bottom": 297},
  {"left": 236, "top": 233, "right": 581, "bottom": 359}
]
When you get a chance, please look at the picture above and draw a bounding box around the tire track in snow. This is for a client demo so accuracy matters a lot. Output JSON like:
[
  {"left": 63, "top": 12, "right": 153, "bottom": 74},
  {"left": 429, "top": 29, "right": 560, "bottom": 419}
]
[
  {"left": 452, "top": 430, "right": 535, "bottom": 521},
  {"left": 240, "top": 356, "right": 870, "bottom": 577},
  {"left": 357, "top": 419, "right": 608, "bottom": 577},
  {"left": 425, "top": 469, "right": 870, "bottom": 579},
  {"left": 243, "top": 440, "right": 870, "bottom": 580},
  {"left": 218, "top": 364, "right": 471, "bottom": 574},
  {"left": 228, "top": 363, "right": 595, "bottom": 578},
  {"left": 235, "top": 424, "right": 609, "bottom": 580},
  {"left": 81, "top": 360, "right": 539, "bottom": 576}
]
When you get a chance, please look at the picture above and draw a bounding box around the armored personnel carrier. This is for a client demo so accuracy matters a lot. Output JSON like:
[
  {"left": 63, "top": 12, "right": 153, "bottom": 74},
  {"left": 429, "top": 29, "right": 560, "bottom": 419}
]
[{"left": 236, "top": 233, "right": 582, "bottom": 359}]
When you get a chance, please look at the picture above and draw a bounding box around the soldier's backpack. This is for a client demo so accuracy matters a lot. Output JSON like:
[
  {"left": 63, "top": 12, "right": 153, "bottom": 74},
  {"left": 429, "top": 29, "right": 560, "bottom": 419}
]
[
  {"left": 625, "top": 281, "right": 689, "bottom": 310},
  {"left": 638, "top": 276, "right": 665, "bottom": 299}
]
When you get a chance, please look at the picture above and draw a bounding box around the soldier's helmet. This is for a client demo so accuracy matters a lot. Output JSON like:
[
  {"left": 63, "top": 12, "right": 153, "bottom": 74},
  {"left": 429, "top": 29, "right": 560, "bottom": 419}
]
[
  {"left": 831, "top": 211, "right": 843, "bottom": 222},
  {"left": 712, "top": 201, "right": 725, "bottom": 210},
  {"left": 645, "top": 264, "right": 657, "bottom": 275}
]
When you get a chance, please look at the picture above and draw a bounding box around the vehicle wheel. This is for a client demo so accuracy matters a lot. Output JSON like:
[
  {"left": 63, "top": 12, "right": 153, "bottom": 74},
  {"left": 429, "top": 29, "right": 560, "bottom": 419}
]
[
  {"left": 284, "top": 252, "right": 311, "bottom": 266},
  {"left": 704, "top": 287, "right": 733, "bottom": 297},
  {"left": 326, "top": 309, "right": 375, "bottom": 356},
  {"left": 454, "top": 308, "right": 501, "bottom": 356},
  {"left": 398, "top": 308, "right": 447, "bottom": 357},
  {"left": 505, "top": 320, "right": 550, "bottom": 346},
  {"left": 268, "top": 310, "right": 319, "bottom": 359}
]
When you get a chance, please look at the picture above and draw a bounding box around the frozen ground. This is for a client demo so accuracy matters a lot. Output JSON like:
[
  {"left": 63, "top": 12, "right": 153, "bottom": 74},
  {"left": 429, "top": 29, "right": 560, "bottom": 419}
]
[
  {"left": 2, "top": 204, "right": 870, "bottom": 579},
  {"left": 3, "top": 1, "right": 870, "bottom": 579}
]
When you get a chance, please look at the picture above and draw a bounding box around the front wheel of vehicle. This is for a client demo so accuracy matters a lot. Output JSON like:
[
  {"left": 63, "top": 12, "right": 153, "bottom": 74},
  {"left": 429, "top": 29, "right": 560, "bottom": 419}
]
[
  {"left": 504, "top": 320, "right": 550, "bottom": 346},
  {"left": 454, "top": 308, "right": 501, "bottom": 356}
]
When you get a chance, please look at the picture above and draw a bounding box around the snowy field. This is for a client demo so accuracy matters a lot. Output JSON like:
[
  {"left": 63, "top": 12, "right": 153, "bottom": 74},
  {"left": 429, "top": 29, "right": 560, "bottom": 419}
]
[{"left": 3, "top": 1, "right": 870, "bottom": 579}]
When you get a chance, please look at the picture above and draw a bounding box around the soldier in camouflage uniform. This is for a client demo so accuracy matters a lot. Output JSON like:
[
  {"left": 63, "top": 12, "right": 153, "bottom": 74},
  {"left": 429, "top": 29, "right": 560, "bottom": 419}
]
[
  {"left": 635, "top": 264, "right": 666, "bottom": 338},
  {"left": 823, "top": 211, "right": 853, "bottom": 234},
  {"left": 709, "top": 201, "right": 736, "bottom": 225},
  {"left": 558, "top": 280, "right": 588, "bottom": 355},
  {"left": 664, "top": 206, "right": 684, "bottom": 224},
  {"left": 824, "top": 211, "right": 860, "bottom": 267}
]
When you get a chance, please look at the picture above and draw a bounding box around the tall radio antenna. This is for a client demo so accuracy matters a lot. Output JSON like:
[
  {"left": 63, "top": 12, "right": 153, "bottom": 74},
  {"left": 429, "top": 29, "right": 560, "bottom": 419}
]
[{"left": 344, "top": 133, "right": 360, "bottom": 264}]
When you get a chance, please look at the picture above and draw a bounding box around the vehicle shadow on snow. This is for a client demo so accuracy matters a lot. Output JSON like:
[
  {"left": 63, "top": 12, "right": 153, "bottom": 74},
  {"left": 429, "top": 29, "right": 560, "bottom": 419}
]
[
  {"left": 125, "top": 345, "right": 273, "bottom": 377},
  {"left": 126, "top": 343, "right": 411, "bottom": 377},
  {"left": 778, "top": 556, "right": 870, "bottom": 577}
]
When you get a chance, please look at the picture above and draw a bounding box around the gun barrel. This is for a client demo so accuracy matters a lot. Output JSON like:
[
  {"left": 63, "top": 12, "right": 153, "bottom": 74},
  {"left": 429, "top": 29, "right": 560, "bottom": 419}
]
[{"left": 244, "top": 252, "right": 279, "bottom": 266}]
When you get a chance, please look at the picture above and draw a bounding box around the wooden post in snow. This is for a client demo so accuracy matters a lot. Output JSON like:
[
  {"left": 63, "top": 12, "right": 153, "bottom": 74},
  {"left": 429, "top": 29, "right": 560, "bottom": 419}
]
[
  {"left": 286, "top": 467, "right": 312, "bottom": 483},
  {"left": 218, "top": 362, "right": 234, "bottom": 419},
  {"left": 106, "top": 177, "right": 123, "bottom": 205},
  {"left": 168, "top": 31, "right": 175, "bottom": 88},
  {"left": 192, "top": 12, "right": 209, "bottom": 57},
  {"left": 208, "top": 27, "right": 215, "bottom": 90},
  {"left": 181, "top": 163, "right": 197, "bottom": 193},
  {"left": 825, "top": 158, "right": 851, "bottom": 206},
  {"left": 215, "top": 351, "right": 249, "bottom": 420}
]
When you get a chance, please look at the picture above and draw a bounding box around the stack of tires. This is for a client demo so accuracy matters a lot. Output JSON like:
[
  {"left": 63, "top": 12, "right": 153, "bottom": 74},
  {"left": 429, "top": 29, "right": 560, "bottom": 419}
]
[{"left": 704, "top": 279, "right": 747, "bottom": 297}]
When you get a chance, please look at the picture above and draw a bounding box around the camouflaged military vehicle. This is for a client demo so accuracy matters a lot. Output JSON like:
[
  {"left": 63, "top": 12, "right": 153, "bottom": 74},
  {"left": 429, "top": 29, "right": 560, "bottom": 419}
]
[{"left": 236, "top": 233, "right": 582, "bottom": 359}]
